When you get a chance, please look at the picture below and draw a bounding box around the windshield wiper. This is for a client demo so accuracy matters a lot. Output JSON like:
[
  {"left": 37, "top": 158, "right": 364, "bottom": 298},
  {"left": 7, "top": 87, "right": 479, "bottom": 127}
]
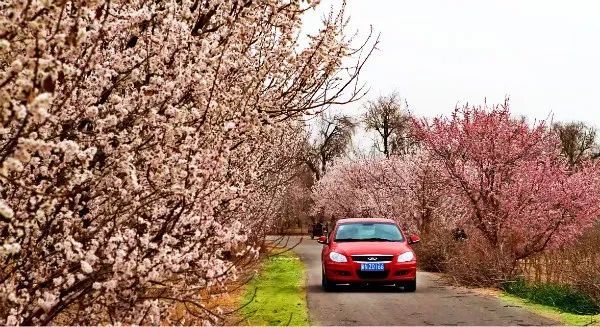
[
  {"left": 334, "top": 238, "right": 362, "bottom": 242},
  {"left": 362, "top": 238, "right": 399, "bottom": 242}
]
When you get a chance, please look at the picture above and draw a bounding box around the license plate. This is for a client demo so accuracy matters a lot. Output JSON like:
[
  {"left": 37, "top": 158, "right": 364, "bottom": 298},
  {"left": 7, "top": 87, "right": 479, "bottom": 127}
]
[{"left": 360, "top": 263, "right": 385, "bottom": 271}]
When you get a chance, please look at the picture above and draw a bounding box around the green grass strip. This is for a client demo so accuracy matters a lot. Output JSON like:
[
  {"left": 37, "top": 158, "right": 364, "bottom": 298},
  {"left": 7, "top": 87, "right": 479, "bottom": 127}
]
[
  {"left": 501, "top": 279, "right": 600, "bottom": 315},
  {"left": 500, "top": 292, "right": 600, "bottom": 326},
  {"left": 241, "top": 251, "right": 309, "bottom": 326}
]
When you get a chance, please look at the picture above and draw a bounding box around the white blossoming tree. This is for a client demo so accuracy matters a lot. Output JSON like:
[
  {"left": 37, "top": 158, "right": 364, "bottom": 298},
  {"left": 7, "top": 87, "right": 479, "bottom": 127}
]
[{"left": 0, "top": 0, "right": 374, "bottom": 324}]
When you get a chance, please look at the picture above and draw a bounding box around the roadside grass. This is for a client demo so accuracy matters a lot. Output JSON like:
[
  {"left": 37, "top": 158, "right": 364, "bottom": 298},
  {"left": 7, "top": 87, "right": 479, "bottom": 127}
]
[
  {"left": 500, "top": 292, "right": 600, "bottom": 326},
  {"left": 501, "top": 279, "right": 600, "bottom": 315},
  {"left": 497, "top": 279, "right": 599, "bottom": 326},
  {"left": 240, "top": 250, "right": 309, "bottom": 326}
]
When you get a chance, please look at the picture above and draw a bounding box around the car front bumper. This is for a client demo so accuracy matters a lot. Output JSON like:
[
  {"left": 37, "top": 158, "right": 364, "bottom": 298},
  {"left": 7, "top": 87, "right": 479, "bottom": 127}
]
[{"left": 324, "top": 261, "right": 417, "bottom": 283}]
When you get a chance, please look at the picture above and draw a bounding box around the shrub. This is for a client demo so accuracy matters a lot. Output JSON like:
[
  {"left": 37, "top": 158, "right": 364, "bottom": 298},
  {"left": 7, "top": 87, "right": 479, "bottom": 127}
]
[
  {"left": 568, "top": 225, "right": 600, "bottom": 307},
  {"left": 445, "top": 231, "right": 517, "bottom": 287},
  {"left": 516, "top": 224, "right": 600, "bottom": 309},
  {"left": 414, "top": 226, "right": 456, "bottom": 272}
]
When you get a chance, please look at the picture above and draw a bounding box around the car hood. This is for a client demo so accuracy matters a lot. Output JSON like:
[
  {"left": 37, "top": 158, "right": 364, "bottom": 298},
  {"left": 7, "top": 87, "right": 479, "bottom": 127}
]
[{"left": 332, "top": 241, "right": 410, "bottom": 255}]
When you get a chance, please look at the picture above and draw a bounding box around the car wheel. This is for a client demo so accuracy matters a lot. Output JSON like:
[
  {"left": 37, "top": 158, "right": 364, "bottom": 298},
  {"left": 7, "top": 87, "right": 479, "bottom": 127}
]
[
  {"left": 400, "top": 279, "right": 417, "bottom": 292},
  {"left": 322, "top": 269, "right": 334, "bottom": 291}
]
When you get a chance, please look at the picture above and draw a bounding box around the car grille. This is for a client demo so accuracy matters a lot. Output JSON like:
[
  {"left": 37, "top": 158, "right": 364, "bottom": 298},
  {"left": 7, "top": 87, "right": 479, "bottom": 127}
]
[
  {"left": 356, "top": 270, "right": 390, "bottom": 279},
  {"left": 351, "top": 255, "right": 394, "bottom": 262}
]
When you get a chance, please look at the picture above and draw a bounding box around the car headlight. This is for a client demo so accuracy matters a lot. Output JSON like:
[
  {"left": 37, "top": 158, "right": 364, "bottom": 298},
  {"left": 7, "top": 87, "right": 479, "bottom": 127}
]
[
  {"left": 397, "top": 251, "right": 415, "bottom": 263},
  {"left": 329, "top": 251, "right": 348, "bottom": 263}
]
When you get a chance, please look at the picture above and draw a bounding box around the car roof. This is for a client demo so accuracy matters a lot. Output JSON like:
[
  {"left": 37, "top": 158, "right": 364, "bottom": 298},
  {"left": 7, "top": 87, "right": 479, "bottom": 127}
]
[{"left": 336, "top": 218, "right": 397, "bottom": 224}]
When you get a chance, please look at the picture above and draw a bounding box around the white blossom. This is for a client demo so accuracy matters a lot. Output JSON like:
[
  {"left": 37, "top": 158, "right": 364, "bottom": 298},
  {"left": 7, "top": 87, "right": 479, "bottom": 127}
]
[
  {"left": 224, "top": 121, "right": 236, "bottom": 131},
  {"left": 80, "top": 260, "right": 93, "bottom": 274},
  {"left": 0, "top": 39, "right": 10, "bottom": 50},
  {"left": 0, "top": 199, "right": 14, "bottom": 219}
]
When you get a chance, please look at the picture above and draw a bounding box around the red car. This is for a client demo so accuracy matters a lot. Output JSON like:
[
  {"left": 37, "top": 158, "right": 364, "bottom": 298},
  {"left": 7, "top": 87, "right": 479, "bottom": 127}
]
[{"left": 318, "top": 218, "right": 420, "bottom": 292}]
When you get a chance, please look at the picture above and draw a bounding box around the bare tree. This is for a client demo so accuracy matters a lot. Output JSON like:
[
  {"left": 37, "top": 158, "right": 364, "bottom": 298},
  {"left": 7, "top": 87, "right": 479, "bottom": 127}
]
[
  {"left": 554, "top": 122, "right": 598, "bottom": 168},
  {"left": 306, "top": 114, "right": 356, "bottom": 180},
  {"left": 364, "top": 93, "right": 413, "bottom": 157}
]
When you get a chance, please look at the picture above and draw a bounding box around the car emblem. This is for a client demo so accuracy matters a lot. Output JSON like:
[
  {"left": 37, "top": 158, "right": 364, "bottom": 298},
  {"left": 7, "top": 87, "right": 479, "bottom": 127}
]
[{"left": 368, "top": 257, "right": 377, "bottom": 261}]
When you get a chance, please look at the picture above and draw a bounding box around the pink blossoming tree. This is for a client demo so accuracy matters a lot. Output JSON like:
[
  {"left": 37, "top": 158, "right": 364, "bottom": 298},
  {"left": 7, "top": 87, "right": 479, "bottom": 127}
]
[
  {"left": 312, "top": 151, "right": 465, "bottom": 235},
  {"left": 412, "top": 100, "right": 600, "bottom": 264}
]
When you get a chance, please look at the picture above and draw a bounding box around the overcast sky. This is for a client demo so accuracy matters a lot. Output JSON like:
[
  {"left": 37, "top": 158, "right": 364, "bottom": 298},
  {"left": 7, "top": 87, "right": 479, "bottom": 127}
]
[{"left": 304, "top": 0, "right": 600, "bottom": 131}]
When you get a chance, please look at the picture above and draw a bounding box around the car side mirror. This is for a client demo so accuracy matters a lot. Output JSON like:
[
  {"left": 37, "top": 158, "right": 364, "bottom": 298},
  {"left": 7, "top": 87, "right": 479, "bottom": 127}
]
[
  {"left": 317, "top": 236, "right": 328, "bottom": 245},
  {"left": 408, "top": 234, "right": 421, "bottom": 245}
]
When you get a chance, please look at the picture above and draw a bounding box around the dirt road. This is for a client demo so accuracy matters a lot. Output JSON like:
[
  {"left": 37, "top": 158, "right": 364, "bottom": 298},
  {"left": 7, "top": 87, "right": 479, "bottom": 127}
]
[{"left": 287, "top": 236, "right": 557, "bottom": 326}]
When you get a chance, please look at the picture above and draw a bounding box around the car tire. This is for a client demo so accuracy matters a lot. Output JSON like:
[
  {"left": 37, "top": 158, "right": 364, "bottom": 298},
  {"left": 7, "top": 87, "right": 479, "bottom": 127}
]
[
  {"left": 401, "top": 279, "right": 417, "bottom": 292},
  {"left": 322, "top": 269, "right": 334, "bottom": 292}
]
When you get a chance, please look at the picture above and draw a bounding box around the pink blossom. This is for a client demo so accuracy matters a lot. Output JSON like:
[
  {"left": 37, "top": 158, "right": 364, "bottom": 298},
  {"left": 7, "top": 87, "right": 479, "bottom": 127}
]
[
  {"left": 313, "top": 151, "right": 464, "bottom": 235},
  {"left": 412, "top": 100, "right": 600, "bottom": 259}
]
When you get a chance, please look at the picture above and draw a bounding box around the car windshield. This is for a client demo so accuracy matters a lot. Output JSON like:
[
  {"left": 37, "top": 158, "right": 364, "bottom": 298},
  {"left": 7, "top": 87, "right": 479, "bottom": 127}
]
[{"left": 334, "top": 223, "right": 404, "bottom": 242}]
